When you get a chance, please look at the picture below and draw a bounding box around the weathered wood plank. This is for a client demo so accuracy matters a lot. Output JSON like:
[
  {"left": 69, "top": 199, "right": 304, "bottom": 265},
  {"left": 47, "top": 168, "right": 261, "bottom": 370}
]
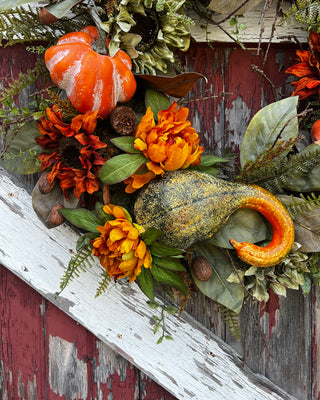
[
  {"left": 0, "top": 168, "right": 296, "bottom": 399},
  {"left": 188, "top": 2, "right": 308, "bottom": 44}
]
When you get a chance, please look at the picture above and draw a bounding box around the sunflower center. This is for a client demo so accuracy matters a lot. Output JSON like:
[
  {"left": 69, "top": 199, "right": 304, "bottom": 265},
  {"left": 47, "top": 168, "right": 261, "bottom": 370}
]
[
  {"left": 129, "top": 10, "right": 160, "bottom": 52},
  {"left": 59, "top": 136, "right": 83, "bottom": 169}
]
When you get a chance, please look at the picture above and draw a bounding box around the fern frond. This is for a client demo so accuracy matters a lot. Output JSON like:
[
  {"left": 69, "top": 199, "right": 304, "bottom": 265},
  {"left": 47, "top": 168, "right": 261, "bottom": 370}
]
[
  {"left": 241, "top": 145, "right": 320, "bottom": 194},
  {"left": 218, "top": 305, "right": 241, "bottom": 340},
  {"left": 284, "top": 193, "right": 320, "bottom": 217},
  {"left": 57, "top": 244, "right": 95, "bottom": 296},
  {"left": 0, "top": 4, "right": 93, "bottom": 47},
  {"left": 95, "top": 270, "right": 111, "bottom": 297}
]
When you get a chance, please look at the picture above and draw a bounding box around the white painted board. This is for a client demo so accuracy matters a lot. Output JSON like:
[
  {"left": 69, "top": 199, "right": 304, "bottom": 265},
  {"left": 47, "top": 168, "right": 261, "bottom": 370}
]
[{"left": 0, "top": 168, "right": 296, "bottom": 400}]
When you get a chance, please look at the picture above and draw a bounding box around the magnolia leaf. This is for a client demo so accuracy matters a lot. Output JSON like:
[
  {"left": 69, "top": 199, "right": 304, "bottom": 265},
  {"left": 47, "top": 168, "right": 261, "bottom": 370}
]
[
  {"left": 32, "top": 177, "right": 79, "bottom": 229},
  {"left": 59, "top": 208, "right": 101, "bottom": 233},
  {"left": 240, "top": 96, "right": 299, "bottom": 168},
  {"left": 199, "top": 154, "right": 229, "bottom": 166},
  {"left": 278, "top": 194, "right": 320, "bottom": 252},
  {"left": 140, "top": 228, "right": 163, "bottom": 245},
  {"left": 99, "top": 153, "right": 148, "bottom": 185},
  {"left": 45, "top": 0, "right": 84, "bottom": 18},
  {"left": 150, "top": 263, "right": 187, "bottom": 294},
  {"left": 111, "top": 137, "right": 139, "bottom": 153},
  {"left": 188, "top": 165, "right": 219, "bottom": 176},
  {"left": 145, "top": 88, "right": 171, "bottom": 119},
  {"left": 193, "top": 241, "right": 244, "bottom": 313},
  {"left": 0, "top": 0, "right": 38, "bottom": 10},
  {"left": 0, "top": 121, "right": 42, "bottom": 175},
  {"left": 138, "top": 72, "right": 207, "bottom": 98},
  {"left": 152, "top": 256, "right": 186, "bottom": 272},
  {"left": 137, "top": 267, "right": 154, "bottom": 300},
  {"left": 210, "top": 208, "right": 270, "bottom": 249},
  {"left": 149, "top": 242, "right": 184, "bottom": 257}
]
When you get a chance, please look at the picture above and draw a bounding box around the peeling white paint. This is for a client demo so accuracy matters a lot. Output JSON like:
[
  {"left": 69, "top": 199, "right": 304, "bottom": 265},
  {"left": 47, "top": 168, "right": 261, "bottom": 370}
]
[{"left": 49, "top": 335, "right": 88, "bottom": 400}]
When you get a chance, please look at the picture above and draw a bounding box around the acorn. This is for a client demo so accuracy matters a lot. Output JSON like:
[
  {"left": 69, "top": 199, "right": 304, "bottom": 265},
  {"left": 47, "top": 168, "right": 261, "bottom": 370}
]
[
  {"left": 38, "top": 172, "right": 56, "bottom": 194},
  {"left": 49, "top": 204, "right": 65, "bottom": 227},
  {"left": 192, "top": 256, "right": 212, "bottom": 282}
]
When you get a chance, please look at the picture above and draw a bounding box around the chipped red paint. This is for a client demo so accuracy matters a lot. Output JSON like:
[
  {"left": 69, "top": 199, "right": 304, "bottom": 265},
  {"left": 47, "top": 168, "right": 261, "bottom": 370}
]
[
  {"left": 260, "top": 290, "right": 280, "bottom": 339},
  {"left": 0, "top": 264, "right": 177, "bottom": 399}
]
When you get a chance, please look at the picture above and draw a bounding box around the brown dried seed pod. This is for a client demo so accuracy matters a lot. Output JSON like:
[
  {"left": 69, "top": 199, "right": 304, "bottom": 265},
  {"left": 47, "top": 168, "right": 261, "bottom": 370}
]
[
  {"left": 192, "top": 256, "right": 212, "bottom": 282},
  {"left": 39, "top": 172, "right": 56, "bottom": 194},
  {"left": 109, "top": 106, "right": 137, "bottom": 136},
  {"left": 49, "top": 204, "right": 65, "bottom": 227}
]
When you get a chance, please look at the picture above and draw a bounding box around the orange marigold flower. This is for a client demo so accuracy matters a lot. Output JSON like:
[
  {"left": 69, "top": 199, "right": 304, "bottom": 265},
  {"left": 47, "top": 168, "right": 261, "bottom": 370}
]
[
  {"left": 36, "top": 106, "right": 107, "bottom": 201},
  {"left": 92, "top": 204, "right": 152, "bottom": 282},
  {"left": 285, "top": 31, "right": 320, "bottom": 100},
  {"left": 124, "top": 102, "right": 203, "bottom": 193}
]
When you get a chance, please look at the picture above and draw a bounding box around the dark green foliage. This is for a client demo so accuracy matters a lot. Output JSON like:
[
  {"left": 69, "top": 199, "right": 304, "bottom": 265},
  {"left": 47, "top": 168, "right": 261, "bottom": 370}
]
[
  {"left": 0, "top": 4, "right": 92, "bottom": 46},
  {"left": 56, "top": 243, "right": 95, "bottom": 296},
  {"left": 95, "top": 270, "right": 111, "bottom": 297},
  {"left": 240, "top": 144, "right": 320, "bottom": 194},
  {"left": 218, "top": 305, "right": 241, "bottom": 340},
  {"left": 282, "top": 0, "right": 320, "bottom": 32},
  {"left": 284, "top": 193, "right": 320, "bottom": 217}
]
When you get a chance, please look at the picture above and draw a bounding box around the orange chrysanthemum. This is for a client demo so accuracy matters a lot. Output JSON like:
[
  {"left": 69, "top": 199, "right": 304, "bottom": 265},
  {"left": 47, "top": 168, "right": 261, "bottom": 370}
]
[
  {"left": 285, "top": 31, "right": 320, "bottom": 100},
  {"left": 124, "top": 102, "right": 203, "bottom": 193},
  {"left": 92, "top": 204, "right": 152, "bottom": 282},
  {"left": 36, "top": 106, "right": 107, "bottom": 200}
]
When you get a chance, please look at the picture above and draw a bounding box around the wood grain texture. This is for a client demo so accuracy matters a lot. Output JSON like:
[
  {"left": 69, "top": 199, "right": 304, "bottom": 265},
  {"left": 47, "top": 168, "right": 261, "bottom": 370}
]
[
  {"left": 0, "top": 169, "right": 295, "bottom": 400},
  {"left": 0, "top": 264, "right": 177, "bottom": 400}
]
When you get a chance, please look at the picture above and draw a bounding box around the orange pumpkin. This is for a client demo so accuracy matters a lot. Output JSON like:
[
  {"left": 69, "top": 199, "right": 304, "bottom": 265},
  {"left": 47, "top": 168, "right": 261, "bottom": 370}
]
[{"left": 45, "top": 26, "right": 137, "bottom": 119}]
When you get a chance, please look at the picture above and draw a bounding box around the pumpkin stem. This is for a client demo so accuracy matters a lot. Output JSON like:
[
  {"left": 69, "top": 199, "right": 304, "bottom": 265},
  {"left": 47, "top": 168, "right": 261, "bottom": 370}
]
[{"left": 229, "top": 185, "right": 295, "bottom": 267}]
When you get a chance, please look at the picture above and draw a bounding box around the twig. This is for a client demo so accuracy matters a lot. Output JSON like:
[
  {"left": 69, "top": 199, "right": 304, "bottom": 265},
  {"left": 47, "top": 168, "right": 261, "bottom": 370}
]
[
  {"left": 251, "top": 64, "right": 276, "bottom": 101},
  {"left": 262, "top": 0, "right": 282, "bottom": 68},
  {"left": 217, "top": 0, "right": 251, "bottom": 24},
  {"left": 270, "top": 109, "right": 313, "bottom": 149},
  {"left": 257, "top": 0, "right": 274, "bottom": 55}
]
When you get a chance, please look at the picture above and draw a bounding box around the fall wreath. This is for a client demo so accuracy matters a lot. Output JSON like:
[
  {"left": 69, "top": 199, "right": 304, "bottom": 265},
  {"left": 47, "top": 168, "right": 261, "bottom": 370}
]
[{"left": 1, "top": 0, "right": 320, "bottom": 341}]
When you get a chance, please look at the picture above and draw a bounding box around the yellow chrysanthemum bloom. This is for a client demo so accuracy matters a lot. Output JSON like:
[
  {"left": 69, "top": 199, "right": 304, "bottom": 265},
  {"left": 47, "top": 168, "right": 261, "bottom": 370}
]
[
  {"left": 124, "top": 102, "right": 203, "bottom": 192},
  {"left": 92, "top": 205, "right": 151, "bottom": 282}
]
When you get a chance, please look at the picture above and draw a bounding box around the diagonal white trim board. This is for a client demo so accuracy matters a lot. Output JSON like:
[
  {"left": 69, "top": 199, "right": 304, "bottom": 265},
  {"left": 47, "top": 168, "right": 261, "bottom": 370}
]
[{"left": 0, "top": 168, "right": 296, "bottom": 400}]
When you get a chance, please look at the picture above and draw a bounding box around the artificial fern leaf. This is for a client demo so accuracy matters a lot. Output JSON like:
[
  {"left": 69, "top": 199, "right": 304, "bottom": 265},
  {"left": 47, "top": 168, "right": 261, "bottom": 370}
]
[
  {"left": 218, "top": 305, "right": 241, "bottom": 340},
  {"left": 282, "top": 0, "right": 320, "bottom": 32},
  {"left": 95, "top": 270, "right": 111, "bottom": 297},
  {"left": 57, "top": 243, "right": 95, "bottom": 296}
]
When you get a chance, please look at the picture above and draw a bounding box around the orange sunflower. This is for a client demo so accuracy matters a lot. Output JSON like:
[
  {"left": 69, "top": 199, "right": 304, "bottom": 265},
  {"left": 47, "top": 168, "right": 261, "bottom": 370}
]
[
  {"left": 285, "top": 31, "right": 320, "bottom": 100},
  {"left": 92, "top": 204, "right": 151, "bottom": 282},
  {"left": 124, "top": 102, "right": 204, "bottom": 193},
  {"left": 36, "top": 106, "right": 107, "bottom": 200}
]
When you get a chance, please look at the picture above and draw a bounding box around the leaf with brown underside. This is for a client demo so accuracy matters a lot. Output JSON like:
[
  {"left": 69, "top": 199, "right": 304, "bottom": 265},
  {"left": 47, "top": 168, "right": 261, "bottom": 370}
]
[{"left": 137, "top": 72, "right": 207, "bottom": 98}]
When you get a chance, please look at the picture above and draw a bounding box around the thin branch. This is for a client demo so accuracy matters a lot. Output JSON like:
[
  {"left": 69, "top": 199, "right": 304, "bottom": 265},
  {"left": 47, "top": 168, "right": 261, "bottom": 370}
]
[
  {"left": 257, "top": 0, "right": 274, "bottom": 55},
  {"left": 262, "top": 0, "right": 283, "bottom": 68},
  {"left": 251, "top": 64, "right": 277, "bottom": 101}
]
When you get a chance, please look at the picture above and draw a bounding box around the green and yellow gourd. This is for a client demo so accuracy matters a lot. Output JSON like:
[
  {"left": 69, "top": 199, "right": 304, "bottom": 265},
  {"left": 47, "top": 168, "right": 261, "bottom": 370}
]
[{"left": 134, "top": 170, "right": 295, "bottom": 267}]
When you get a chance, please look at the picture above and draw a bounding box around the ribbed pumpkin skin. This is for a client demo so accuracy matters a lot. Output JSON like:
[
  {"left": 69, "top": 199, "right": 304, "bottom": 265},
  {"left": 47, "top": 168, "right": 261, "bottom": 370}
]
[
  {"left": 134, "top": 170, "right": 295, "bottom": 267},
  {"left": 44, "top": 27, "right": 136, "bottom": 119}
]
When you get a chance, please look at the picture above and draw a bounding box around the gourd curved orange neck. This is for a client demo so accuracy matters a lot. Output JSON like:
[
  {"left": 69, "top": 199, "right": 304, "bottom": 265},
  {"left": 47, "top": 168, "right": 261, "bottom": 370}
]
[{"left": 230, "top": 184, "right": 295, "bottom": 267}]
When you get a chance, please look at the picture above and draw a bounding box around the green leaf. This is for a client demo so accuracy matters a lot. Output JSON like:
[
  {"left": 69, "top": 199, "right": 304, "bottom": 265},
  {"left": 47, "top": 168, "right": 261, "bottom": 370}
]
[
  {"left": 99, "top": 153, "right": 148, "bottom": 185},
  {"left": 193, "top": 241, "right": 244, "bottom": 313},
  {"left": 157, "top": 336, "right": 164, "bottom": 344},
  {"left": 0, "top": 121, "right": 42, "bottom": 174},
  {"left": 150, "top": 263, "right": 187, "bottom": 294},
  {"left": 149, "top": 242, "right": 184, "bottom": 257},
  {"left": 95, "top": 202, "right": 114, "bottom": 225},
  {"left": 188, "top": 165, "right": 219, "bottom": 176},
  {"left": 111, "top": 136, "right": 140, "bottom": 153},
  {"left": 240, "top": 96, "right": 299, "bottom": 168},
  {"left": 140, "top": 228, "right": 163, "bottom": 245},
  {"left": 153, "top": 256, "right": 186, "bottom": 271},
  {"left": 76, "top": 232, "right": 99, "bottom": 251},
  {"left": 45, "top": 0, "right": 82, "bottom": 18},
  {"left": 210, "top": 208, "right": 270, "bottom": 249},
  {"left": 137, "top": 267, "right": 154, "bottom": 300},
  {"left": 0, "top": 0, "right": 38, "bottom": 10},
  {"left": 145, "top": 88, "right": 170, "bottom": 120},
  {"left": 59, "top": 208, "right": 101, "bottom": 233},
  {"left": 200, "top": 155, "right": 229, "bottom": 166},
  {"left": 301, "top": 275, "right": 312, "bottom": 297}
]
